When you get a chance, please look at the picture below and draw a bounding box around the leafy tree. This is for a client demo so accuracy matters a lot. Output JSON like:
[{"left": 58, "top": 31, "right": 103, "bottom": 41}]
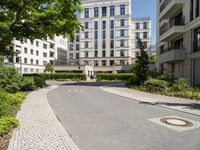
[
  {"left": 150, "top": 54, "right": 156, "bottom": 64},
  {"left": 0, "top": 0, "right": 82, "bottom": 57},
  {"left": 135, "top": 38, "right": 149, "bottom": 84},
  {"left": 45, "top": 63, "right": 53, "bottom": 73}
]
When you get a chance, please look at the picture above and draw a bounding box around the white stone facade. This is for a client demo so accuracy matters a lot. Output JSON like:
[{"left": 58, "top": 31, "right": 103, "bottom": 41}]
[
  {"left": 66, "top": 0, "right": 151, "bottom": 73},
  {"left": 157, "top": 0, "right": 200, "bottom": 86},
  {"left": 5, "top": 36, "right": 67, "bottom": 74}
]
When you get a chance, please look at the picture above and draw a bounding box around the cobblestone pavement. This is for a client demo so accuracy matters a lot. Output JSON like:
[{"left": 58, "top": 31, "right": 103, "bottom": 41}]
[
  {"left": 8, "top": 86, "right": 79, "bottom": 150},
  {"left": 101, "top": 86, "right": 200, "bottom": 116}
]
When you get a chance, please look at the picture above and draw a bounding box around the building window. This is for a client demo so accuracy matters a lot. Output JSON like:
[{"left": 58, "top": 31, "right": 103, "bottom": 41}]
[
  {"left": 95, "top": 31, "right": 98, "bottom": 39},
  {"left": 102, "top": 51, "right": 106, "bottom": 57},
  {"left": 24, "top": 38, "right": 27, "bottom": 43},
  {"left": 43, "top": 44, "right": 47, "bottom": 49},
  {"left": 30, "top": 59, "right": 34, "bottom": 64},
  {"left": 110, "top": 50, "right": 114, "bottom": 57},
  {"left": 85, "top": 41, "right": 88, "bottom": 48},
  {"left": 143, "top": 41, "right": 148, "bottom": 48},
  {"left": 196, "top": 0, "right": 199, "bottom": 18},
  {"left": 76, "top": 35, "right": 79, "bottom": 42},
  {"left": 120, "top": 60, "right": 125, "bottom": 65},
  {"left": 76, "top": 44, "right": 79, "bottom": 50},
  {"left": 102, "top": 30, "right": 106, "bottom": 39},
  {"left": 85, "top": 32, "right": 89, "bottom": 38},
  {"left": 76, "top": 53, "right": 79, "bottom": 59},
  {"left": 95, "top": 50, "right": 98, "bottom": 57},
  {"left": 190, "top": 0, "right": 194, "bottom": 21},
  {"left": 120, "top": 50, "right": 125, "bottom": 57},
  {"left": 110, "top": 6, "right": 115, "bottom": 16},
  {"left": 102, "top": 60, "right": 106, "bottom": 66},
  {"left": 30, "top": 49, "right": 33, "bottom": 55},
  {"left": 110, "top": 40, "right": 114, "bottom": 49},
  {"left": 110, "top": 60, "right": 114, "bottom": 66},
  {"left": 43, "top": 52, "right": 47, "bottom": 58},
  {"left": 85, "top": 8, "right": 89, "bottom": 18},
  {"left": 94, "top": 60, "right": 98, "bottom": 66},
  {"left": 102, "top": 21, "right": 106, "bottom": 29},
  {"left": 136, "top": 32, "right": 140, "bottom": 38},
  {"left": 36, "top": 50, "right": 39, "bottom": 56},
  {"left": 120, "top": 40, "right": 125, "bottom": 47},
  {"left": 50, "top": 43, "right": 55, "bottom": 49},
  {"left": 136, "top": 23, "right": 140, "bottom": 29},
  {"left": 143, "top": 22, "right": 148, "bottom": 29},
  {"left": 94, "top": 21, "right": 98, "bottom": 30},
  {"left": 50, "top": 51, "right": 54, "bottom": 57},
  {"left": 120, "top": 19, "right": 125, "bottom": 26},
  {"left": 120, "top": 5, "right": 125, "bottom": 15},
  {"left": 110, "top": 30, "right": 114, "bottom": 39},
  {"left": 193, "top": 27, "right": 200, "bottom": 52},
  {"left": 102, "top": 40, "right": 106, "bottom": 49},
  {"left": 36, "top": 41, "right": 39, "bottom": 47},
  {"left": 94, "top": 7, "right": 98, "bottom": 17},
  {"left": 110, "top": 20, "right": 114, "bottom": 29},
  {"left": 69, "top": 53, "right": 73, "bottom": 59},
  {"left": 24, "top": 58, "right": 27, "bottom": 64},
  {"left": 102, "top": 7, "right": 107, "bottom": 17},
  {"left": 36, "top": 60, "right": 39, "bottom": 65},
  {"left": 95, "top": 41, "right": 98, "bottom": 49},
  {"left": 143, "top": 32, "right": 148, "bottom": 39},
  {"left": 70, "top": 44, "right": 73, "bottom": 51},
  {"left": 43, "top": 61, "right": 47, "bottom": 65},
  {"left": 24, "top": 48, "right": 27, "bottom": 54},
  {"left": 120, "top": 29, "right": 125, "bottom": 37},
  {"left": 85, "top": 22, "right": 89, "bottom": 29}
]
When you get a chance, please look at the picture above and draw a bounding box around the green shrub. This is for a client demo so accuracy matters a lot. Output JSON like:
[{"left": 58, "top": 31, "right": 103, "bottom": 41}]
[
  {"left": 33, "top": 76, "right": 46, "bottom": 88},
  {"left": 40, "top": 73, "right": 87, "bottom": 81},
  {"left": 0, "top": 90, "right": 25, "bottom": 117},
  {"left": 0, "top": 116, "right": 19, "bottom": 136},
  {"left": 21, "top": 77, "right": 35, "bottom": 91},
  {"left": 96, "top": 73, "right": 135, "bottom": 81},
  {"left": 0, "top": 66, "right": 22, "bottom": 93},
  {"left": 144, "top": 78, "right": 169, "bottom": 92},
  {"left": 170, "top": 78, "right": 188, "bottom": 92}
]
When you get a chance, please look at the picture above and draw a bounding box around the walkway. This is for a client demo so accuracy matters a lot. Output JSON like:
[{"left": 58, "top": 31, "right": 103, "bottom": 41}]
[
  {"left": 8, "top": 86, "right": 79, "bottom": 150},
  {"left": 101, "top": 86, "right": 200, "bottom": 116}
]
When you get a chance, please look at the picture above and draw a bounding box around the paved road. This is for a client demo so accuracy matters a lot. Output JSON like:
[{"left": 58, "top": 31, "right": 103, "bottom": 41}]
[{"left": 47, "top": 82, "right": 200, "bottom": 150}]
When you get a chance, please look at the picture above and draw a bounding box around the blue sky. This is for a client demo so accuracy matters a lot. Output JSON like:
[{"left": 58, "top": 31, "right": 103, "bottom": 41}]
[{"left": 132, "top": 0, "right": 157, "bottom": 45}]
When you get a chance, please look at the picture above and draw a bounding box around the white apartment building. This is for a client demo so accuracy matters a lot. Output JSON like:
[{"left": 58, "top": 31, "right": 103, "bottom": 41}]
[
  {"left": 64, "top": 0, "right": 151, "bottom": 74},
  {"left": 5, "top": 36, "right": 67, "bottom": 74},
  {"left": 157, "top": 0, "right": 200, "bottom": 86}
]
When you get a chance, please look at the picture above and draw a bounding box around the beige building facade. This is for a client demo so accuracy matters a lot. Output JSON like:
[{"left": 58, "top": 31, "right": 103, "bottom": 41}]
[{"left": 157, "top": 0, "right": 200, "bottom": 86}]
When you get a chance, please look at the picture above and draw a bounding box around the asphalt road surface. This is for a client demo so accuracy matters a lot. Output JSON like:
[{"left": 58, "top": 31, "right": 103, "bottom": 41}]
[{"left": 47, "top": 82, "right": 200, "bottom": 150}]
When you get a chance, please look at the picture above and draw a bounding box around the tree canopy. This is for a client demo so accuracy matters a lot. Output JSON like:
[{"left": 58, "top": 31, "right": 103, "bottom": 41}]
[{"left": 0, "top": 0, "right": 82, "bottom": 57}]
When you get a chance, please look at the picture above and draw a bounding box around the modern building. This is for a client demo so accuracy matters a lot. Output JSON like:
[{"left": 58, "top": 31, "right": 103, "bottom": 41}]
[
  {"left": 64, "top": 0, "right": 151, "bottom": 74},
  {"left": 156, "top": 0, "right": 200, "bottom": 86},
  {"left": 4, "top": 36, "right": 68, "bottom": 74}
]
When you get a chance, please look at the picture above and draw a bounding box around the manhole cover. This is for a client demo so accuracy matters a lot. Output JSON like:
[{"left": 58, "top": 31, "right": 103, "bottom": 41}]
[{"left": 160, "top": 118, "right": 193, "bottom": 127}]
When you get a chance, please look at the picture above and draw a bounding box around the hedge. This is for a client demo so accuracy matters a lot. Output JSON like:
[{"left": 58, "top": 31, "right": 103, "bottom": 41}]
[
  {"left": 24, "top": 73, "right": 87, "bottom": 81},
  {"left": 96, "top": 73, "right": 135, "bottom": 81}
]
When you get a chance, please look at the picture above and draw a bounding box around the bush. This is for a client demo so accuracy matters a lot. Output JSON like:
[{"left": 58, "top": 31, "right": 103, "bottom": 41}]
[
  {"left": 21, "top": 77, "right": 35, "bottom": 91},
  {"left": 0, "top": 89, "right": 25, "bottom": 117},
  {"left": 0, "top": 116, "right": 19, "bottom": 136},
  {"left": 144, "top": 78, "right": 169, "bottom": 92},
  {"left": 40, "top": 73, "right": 87, "bottom": 81},
  {"left": 170, "top": 78, "right": 188, "bottom": 92},
  {"left": 0, "top": 67, "right": 22, "bottom": 93},
  {"left": 96, "top": 73, "right": 135, "bottom": 81},
  {"left": 33, "top": 76, "right": 46, "bottom": 88}
]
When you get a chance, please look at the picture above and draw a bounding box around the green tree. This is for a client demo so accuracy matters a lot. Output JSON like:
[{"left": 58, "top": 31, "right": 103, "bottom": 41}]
[
  {"left": 150, "top": 54, "right": 156, "bottom": 64},
  {"left": 135, "top": 38, "right": 149, "bottom": 84},
  {"left": 45, "top": 63, "right": 53, "bottom": 73},
  {"left": 0, "top": 0, "right": 82, "bottom": 57}
]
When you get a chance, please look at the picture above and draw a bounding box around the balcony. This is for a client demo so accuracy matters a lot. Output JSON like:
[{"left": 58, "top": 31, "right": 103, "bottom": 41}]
[
  {"left": 159, "top": 0, "right": 186, "bottom": 19},
  {"left": 159, "top": 48, "right": 185, "bottom": 63},
  {"left": 159, "top": 17, "right": 185, "bottom": 42}
]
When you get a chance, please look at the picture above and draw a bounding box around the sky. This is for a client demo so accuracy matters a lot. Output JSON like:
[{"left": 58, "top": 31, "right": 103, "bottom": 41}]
[{"left": 132, "top": 0, "right": 157, "bottom": 45}]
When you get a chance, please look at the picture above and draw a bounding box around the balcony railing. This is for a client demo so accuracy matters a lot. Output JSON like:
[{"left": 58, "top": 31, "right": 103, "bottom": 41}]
[
  {"left": 160, "top": 0, "right": 172, "bottom": 13},
  {"left": 160, "top": 45, "right": 184, "bottom": 54},
  {"left": 160, "top": 17, "right": 185, "bottom": 36}
]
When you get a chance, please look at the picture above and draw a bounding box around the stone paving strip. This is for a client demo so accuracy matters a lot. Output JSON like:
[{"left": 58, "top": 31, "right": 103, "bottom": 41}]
[
  {"left": 101, "top": 86, "right": 200, "bottom": 116},
  {"left": 8, "top": 85, "right": 80, "bottom": 150}
]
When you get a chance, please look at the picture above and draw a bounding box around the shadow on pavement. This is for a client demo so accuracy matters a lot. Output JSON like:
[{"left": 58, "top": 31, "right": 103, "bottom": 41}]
[{"left": 139, "top": 101, "right": 200, "bottom": 110}]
